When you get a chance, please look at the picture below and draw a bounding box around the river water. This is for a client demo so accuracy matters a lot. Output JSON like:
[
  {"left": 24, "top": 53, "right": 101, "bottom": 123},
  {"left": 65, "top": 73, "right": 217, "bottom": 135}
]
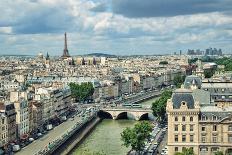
[{"left": 71, "top": 97, "right": 159, "bottom": 155}]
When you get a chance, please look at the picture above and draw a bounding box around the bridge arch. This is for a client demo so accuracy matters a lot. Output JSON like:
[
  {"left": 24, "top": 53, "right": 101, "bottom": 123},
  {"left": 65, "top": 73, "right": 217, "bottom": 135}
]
[
  {"left": 139, "top": 113, "right": 149, "bottom": 120},
  {"left": 115, "top": 111, "right": 137, "bottom": 120},
  {"left": 139, "top": 113, "right": 155, "bottom": 121},
  {"left": 97, "top": 110, "right": 113, "bottom": 119}
]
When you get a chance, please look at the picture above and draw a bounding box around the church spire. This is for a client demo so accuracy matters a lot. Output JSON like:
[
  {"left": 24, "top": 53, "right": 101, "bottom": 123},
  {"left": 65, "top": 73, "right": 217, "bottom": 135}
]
[{"left": 46, "top": 52, "right": 50, "bottom": 60}]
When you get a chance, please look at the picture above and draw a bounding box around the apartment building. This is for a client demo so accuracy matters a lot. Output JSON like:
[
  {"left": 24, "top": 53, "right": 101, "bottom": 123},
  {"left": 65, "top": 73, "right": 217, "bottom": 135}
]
[
  {"left": 0, "top": 102, "right": 17, "bottom": 143},
  {"left": 0, "top": 113, "right": 7, "bottom": 148},
  {"left": 167, "top": 76, "right": 232, "bottom": 155}
]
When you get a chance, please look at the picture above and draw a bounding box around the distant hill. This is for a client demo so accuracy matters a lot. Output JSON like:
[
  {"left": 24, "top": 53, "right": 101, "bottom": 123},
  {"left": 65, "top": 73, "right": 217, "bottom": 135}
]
[{"left": 84, "top": 53, "right": 117, "bottom": 57}]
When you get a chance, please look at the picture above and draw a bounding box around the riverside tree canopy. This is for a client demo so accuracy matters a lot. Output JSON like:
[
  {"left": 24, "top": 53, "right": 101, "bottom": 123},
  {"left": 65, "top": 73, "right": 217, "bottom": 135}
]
[
  {"left": 121, "top": 121, "right": 152, "bottom": 152},
  {"left": 151, "top": 90, "right": 172, "bottom": 121},
  {"left": 68, "top": 82, "right": 94, "bottom": 101}
]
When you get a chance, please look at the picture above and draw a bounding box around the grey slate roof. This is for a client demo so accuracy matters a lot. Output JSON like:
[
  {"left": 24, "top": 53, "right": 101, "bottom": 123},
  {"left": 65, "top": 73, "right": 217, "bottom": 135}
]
[
  {"left": 172, "top": 89, "right": 195, "bottom": 109},
  {"left": 184, "top": 75, "right": 202, "bottom": 89},
  {"left": 200, "top": 106, "right": 232, "bottom": 121},
  {"left": 192, "top": 89, "right": 211, "bottom": 106}
]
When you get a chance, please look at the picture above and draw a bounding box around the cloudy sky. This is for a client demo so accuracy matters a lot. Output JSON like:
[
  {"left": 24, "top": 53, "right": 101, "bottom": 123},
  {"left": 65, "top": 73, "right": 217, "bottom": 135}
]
[{"left": 1, "top": 0, "right": 232, "bottom": 55}]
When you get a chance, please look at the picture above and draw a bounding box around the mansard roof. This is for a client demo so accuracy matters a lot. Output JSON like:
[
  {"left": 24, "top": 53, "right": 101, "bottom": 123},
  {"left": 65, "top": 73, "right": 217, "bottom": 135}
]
[
  {"left": 172, "top": 88, "right": 195, "bottom": 109},
  {"left": 184, "top": 75, "right": 202, "bottom": 89}
]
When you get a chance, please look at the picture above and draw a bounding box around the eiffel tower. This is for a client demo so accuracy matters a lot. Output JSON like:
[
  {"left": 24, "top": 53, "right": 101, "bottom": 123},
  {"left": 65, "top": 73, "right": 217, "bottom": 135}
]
[{"left": 62, "top": 32, "right": 71, "bottom": 58}]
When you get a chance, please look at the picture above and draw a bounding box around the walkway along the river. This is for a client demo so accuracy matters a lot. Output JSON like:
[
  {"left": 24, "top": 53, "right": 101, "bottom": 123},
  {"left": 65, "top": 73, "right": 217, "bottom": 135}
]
[{"left": 52, "top": 116, "right": 101, "bottom": 155}]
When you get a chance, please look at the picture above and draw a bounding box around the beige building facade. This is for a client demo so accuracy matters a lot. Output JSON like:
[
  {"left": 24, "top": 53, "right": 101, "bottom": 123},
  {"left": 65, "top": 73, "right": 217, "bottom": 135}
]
[{"left": 166, "top": 88, "right": 232, "bottom": 155}]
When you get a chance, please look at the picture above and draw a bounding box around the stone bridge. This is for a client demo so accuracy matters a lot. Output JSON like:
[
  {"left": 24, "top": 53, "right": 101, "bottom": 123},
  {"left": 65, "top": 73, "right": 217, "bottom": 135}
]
[{"left": 99, "top": 108, "right": 154, "bottom": 121}]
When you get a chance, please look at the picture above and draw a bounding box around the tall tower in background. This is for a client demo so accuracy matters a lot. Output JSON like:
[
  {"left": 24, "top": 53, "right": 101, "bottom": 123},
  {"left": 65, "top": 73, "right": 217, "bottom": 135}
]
[{"left": 62, "top": 32, "right": 70, "bottom": 58}]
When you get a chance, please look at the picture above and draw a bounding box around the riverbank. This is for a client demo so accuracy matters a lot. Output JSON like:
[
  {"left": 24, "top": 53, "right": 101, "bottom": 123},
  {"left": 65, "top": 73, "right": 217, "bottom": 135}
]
[
  {"left": 71, "top": 96, "right": 160, "bottom": 155},
  {"left": 52, "top": 116, "right": 101, "bottom": 155},
  {"left": 71, "top": 119, "right": 137, "bottom": 155}
]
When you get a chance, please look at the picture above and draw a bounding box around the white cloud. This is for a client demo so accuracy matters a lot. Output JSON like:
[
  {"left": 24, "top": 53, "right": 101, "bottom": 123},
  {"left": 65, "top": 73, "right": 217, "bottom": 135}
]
[
  {"left": 0, "top": 27, "right": 12, "bottom": 34},
  {"left": 0, "top": 0, "right": 232, "bottom": 55}
]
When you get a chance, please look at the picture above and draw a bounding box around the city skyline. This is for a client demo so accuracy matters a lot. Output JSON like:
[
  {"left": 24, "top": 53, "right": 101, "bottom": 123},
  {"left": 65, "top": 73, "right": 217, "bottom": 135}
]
[{"left": 1, "top": 0, "right": 232, "bottom": 55}]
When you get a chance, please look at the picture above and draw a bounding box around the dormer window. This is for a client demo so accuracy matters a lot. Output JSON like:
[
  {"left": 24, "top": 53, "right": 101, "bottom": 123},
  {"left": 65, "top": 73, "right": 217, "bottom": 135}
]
[
  {"left": 212, "top": 115, "right": 217, "bottom": 121},
  {"left": 202, "top": 115, "right": 207, "bottom": 121}
]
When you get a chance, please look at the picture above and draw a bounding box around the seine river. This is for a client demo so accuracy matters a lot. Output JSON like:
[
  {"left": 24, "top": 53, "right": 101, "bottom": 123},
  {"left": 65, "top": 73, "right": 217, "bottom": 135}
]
[{"left": 71, "top": 97, "right": 159, "bottom": 155}]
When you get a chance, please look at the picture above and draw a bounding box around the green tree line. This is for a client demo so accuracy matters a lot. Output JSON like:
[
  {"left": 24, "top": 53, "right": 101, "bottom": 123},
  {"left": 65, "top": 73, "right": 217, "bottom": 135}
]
[
  {"left": 69, "top": 82, "right": 94, "bottom": 102},
  {"left": 151, "top": 90, "right": 172, "bottom": 121},
  {"left": 173, "top": 74, "right": 185, "bottom": 88},
  {"left": 214, "top": 57, "right": 232, "bottom": 71}
]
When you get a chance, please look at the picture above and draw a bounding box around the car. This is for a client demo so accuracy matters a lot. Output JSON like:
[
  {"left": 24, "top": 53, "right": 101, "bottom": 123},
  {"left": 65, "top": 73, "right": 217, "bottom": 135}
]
[
  {"left": 29, "top": 138, "right": 34, "bottom": 142},
  {"left": 37, "top": 133, "right": 43, "bottom": 137},
  {"left": 12, "top": 145, "right": 20, "bottom": 152}
]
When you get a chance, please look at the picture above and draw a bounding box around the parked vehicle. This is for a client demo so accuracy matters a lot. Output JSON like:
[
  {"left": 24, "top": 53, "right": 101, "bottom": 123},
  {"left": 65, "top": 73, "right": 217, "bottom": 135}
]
[
  {"left": 61, "top": 116, "right": 67, "bottom": 121},
  {"left": 46, "top": 124, "right": 53, "bottom": 130},
  {"left": 13, "top": 145, "right": 20, "bottom": 152},
  {"left": 29, "top": 138, "right": 34, "bottom": 142}
]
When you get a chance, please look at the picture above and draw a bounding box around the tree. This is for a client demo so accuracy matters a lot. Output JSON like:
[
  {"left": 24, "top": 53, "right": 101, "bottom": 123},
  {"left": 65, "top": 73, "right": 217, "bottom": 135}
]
[
  {"left": 204, "top": 69, "right": 215, "bottom": 78},
  {"left": 215, "top": 57, "right": 232, "bottom": 71},
  {"left": 174, "top": 148, "right": 195, "bottom": 155},
  {"left": 121, "top": 121, "right": 152, "bottom": 152},
  {"left": 151, "top": 90, "right": 172, "bottom": 121},
  {"left": 188, "top": 58, "right": 198, "bottom": 64},
  {"left": 159, "top": 61, "right": 168, "bottom": 65},
  {"left": 173, "top": 74, "right": 185, "bottom": 88},
  {"left": 214, "top": 151, "right": 224, "bottom": 155},
  {"left": 69, "top": 82, "right": 94, "bottom": 102}
]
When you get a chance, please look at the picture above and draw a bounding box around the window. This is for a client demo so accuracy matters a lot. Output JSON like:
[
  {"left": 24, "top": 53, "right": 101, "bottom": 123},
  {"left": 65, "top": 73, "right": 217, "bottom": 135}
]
[
  {"left": 175, "top": 125, "right": 178, "bottom": 131},
  {"left": 201, "top": 136, "right": 206, "bottom": 143},
  {"left": 175, "top": 117, "right": 178, "bottom": 121},
  {"left": 182, "top": 135, "right": 186, "bottom": 142},
  {"left": 182, "top": 125, "right": 186, "bottom": 131},
  {"left": 175, "top": 147, "right": 178, "bottom": 152},
  {"left": 202, "top": 126, "right": 206, "bottom": 131},
  {"left": 211, "top": 147, "right": 219, "bottom": 152},
  {"left": 182, "top": 116, "right": 186, "bottom": 121},
  {"left": 175, "top": 135, "right": 178, "bottom": 142},
  {"left": 228, "top": 135, "right": 232, "bottom": 143},
  {"left": 213, "top": 125, "right": 217, "bottom": 131},
  {"left": 229, "top": 125, "right": 232, "bottom": 131},
  {"left": 190, "top": 116, "right": 193, "bottom": 122},
  {"left": 202, "top": 115, "right": 207, "bottom": 121},
  {"left": 212, "top": 115, "right": 217, "bottom": 121},
  {"left": 190, "top": 135, "right": 194, "bottom": 142},
  {"left": 190, "top": 125, "right": 194, "bottom": 131},
  {"left": 213, "top": 136, "right": 217, "bottom": 143},
  {"left": 1, "top": 119, "right": 4, "bottom": 124},
  {"left": 200, "top": 147, "right": 208, "bottom": 152}
]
